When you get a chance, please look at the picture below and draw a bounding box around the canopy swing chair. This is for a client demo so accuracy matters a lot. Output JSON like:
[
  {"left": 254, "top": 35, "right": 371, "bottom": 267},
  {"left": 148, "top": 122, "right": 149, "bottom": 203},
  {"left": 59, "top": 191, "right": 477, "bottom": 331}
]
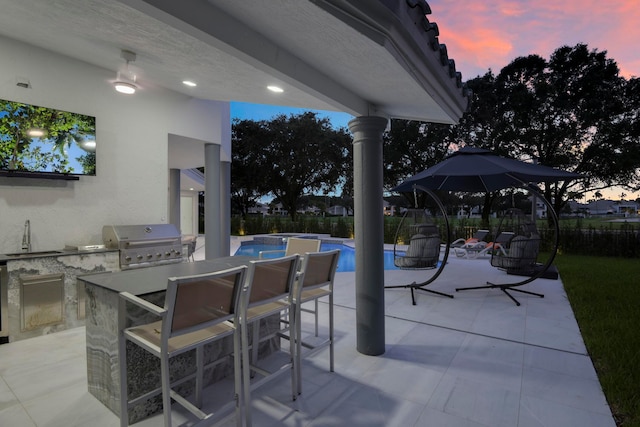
[
  {"left": 391, "top": 146, "right": 581, "bottom": 306},
  {"left": 384, "top": 184, "right": 453, "bottom": 305},
  {"left": 455, "top": 184, "right": 559, "bottom": 306}
]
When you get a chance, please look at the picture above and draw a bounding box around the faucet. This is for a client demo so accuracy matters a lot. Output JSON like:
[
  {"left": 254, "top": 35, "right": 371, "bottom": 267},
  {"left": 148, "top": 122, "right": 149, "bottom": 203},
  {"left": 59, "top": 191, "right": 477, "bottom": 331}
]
[{"left": 22, "top": 219, "right": 31, "bottom": 253}]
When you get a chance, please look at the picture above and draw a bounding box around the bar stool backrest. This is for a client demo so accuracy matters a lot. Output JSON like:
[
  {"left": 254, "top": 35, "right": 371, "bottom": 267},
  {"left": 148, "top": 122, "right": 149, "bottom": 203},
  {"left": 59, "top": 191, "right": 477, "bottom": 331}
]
[
  {"left": 165, "top": 267, "right": 246, "bottom": 338},
  {"left": 245, "top": 255, "right": 299, "bottom": 307},
  {"left": 285, "top": 238, "right": 321, "bottom": 256},
  {"left": 299, "top": 249, "right": 340, "bottom": 292}
]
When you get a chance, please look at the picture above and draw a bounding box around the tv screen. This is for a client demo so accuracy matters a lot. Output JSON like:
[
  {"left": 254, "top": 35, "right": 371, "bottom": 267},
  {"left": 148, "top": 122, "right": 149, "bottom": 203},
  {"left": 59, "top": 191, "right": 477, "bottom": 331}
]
[{"left": 0, "top": 98, "right": 96, "bottom": 176}]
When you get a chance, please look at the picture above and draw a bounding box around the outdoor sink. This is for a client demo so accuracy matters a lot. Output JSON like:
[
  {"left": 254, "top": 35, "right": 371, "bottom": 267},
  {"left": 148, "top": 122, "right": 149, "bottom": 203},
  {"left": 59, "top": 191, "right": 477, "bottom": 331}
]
[{"left": 4, "top": 250, "right": 64, "bottom": 258}]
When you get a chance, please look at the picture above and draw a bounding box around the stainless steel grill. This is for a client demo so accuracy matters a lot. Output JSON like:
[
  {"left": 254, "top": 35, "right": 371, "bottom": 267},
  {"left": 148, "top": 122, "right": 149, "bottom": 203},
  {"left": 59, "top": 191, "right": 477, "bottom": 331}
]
[{"left": 102, "top": 224, "right": 184, "bottom": 270}]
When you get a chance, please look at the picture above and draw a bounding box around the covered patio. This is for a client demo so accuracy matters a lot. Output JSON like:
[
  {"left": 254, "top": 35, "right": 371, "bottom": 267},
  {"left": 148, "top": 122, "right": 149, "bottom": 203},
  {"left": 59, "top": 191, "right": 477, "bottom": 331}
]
[
  {"left": 0, "top": 239, "right": 615, "bottom": 426},
  {"left": 0, "top": 0, "right": 471, "bottom": 357}
]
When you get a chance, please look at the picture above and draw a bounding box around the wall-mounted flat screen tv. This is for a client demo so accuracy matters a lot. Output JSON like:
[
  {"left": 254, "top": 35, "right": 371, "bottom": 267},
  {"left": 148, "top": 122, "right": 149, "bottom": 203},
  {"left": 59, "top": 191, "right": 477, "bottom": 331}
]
[{"left": 0, "top": 98, "right": 96, "bottom": 176}]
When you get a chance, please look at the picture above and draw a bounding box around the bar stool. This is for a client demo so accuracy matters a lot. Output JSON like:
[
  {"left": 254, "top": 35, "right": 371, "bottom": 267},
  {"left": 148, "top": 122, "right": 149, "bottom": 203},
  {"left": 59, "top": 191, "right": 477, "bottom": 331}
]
[
  {"left": 239, "top": 255, "right": 299, "bottom": 426},
  {"left": 293, "top": 249, "right": 340, "bottom": 395},
  {"left": 258, "top": 237, "right": 321, "bottom": 259},
  {"left": 118, "top": 266, "right": 247, "bottom": 427}
]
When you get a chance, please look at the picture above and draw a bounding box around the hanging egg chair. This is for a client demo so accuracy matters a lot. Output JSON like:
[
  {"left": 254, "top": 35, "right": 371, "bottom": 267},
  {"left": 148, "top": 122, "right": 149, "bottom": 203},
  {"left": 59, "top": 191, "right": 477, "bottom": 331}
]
[
  {"left": 385, "top": 185, "right": 452, "bottom": 305},
  {"left": 393, "top": 208, "right": 441, "bottom": 269},
  {"left": 489, "top": 207, "right": 541, "bottom": 275},
  {"left": 456, "top": 184, "right": 560, "bottom": 306}
]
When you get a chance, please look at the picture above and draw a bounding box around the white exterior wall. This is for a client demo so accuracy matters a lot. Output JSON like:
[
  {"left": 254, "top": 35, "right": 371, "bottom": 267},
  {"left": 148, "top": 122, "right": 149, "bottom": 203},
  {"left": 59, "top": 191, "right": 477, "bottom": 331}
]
[{"left": 0, "top": 36, "right": 227, "bottom": 253}]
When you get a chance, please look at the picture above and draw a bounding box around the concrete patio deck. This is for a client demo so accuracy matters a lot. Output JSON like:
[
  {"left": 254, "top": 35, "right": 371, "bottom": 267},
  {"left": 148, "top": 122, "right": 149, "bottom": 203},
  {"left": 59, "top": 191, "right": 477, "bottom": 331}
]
[{"left": 0, "top": 237, "right": 616, "bottom": 426}]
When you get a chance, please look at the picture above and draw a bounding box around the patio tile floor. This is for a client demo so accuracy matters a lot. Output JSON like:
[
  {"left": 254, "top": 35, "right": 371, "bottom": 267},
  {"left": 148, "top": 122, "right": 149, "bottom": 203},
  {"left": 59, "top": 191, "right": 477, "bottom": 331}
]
[{"left": 0, "top": 237, "right": 615, "bottom": 426}]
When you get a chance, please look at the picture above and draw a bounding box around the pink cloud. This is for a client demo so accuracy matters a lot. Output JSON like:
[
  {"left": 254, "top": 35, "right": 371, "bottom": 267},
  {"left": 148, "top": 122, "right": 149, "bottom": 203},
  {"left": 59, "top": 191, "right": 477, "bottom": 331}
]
[{"left": 428, "top": 0, "right": 640, "bottom": 79}]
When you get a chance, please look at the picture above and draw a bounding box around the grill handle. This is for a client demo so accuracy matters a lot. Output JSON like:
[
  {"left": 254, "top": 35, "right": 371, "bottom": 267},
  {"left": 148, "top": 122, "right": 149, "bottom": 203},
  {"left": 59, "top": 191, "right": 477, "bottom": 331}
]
[{"left": 125, "top": 238, "right": 180, "bottom": 247}]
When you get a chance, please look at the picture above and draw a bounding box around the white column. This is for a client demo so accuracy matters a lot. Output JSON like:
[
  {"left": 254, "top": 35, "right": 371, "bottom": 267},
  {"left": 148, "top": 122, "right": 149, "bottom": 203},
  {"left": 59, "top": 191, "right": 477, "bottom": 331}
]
[
  {"left": 220, "top": 160, "right": 231, "bottom": 256},
  {"left": 168, "top": 168, "right": 180, "bottom": 231},
  {"left": 204, "top": 143, "right": 222, "bottom": 259}
]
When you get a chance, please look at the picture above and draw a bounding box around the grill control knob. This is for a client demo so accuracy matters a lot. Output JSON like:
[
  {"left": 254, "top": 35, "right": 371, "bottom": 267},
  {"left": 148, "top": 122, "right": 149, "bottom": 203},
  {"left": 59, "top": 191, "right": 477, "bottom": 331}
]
[
  {"left": 165, "top": 252, "right": 171, "bottom": 256},
  {"left": 147, "top": 254, "right": 153, "bottom": 259},
  {"left": 156, "top": 253, "right": 162, "bottom": 258},
  {"left": 125, "top": 256, "right": 132, "bottom": 262},
  {"left": 136, "top": 255, "right": 143, "bottom": 260}
]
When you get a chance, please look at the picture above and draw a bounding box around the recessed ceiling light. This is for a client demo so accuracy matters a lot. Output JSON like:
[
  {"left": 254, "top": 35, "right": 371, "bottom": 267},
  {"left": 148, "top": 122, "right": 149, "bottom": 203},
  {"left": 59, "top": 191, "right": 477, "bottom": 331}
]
[
  {"left": 183, "top": 80, "right": 197, "bottom": 87},
  {"left": 267, "top": 85, "right": 284, "bottom": 93}
]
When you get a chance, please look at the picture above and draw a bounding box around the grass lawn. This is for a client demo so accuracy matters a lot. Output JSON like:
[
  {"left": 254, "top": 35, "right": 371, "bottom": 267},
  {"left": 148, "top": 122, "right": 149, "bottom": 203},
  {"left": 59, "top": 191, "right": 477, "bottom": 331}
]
[{"left": 554, "top": 253, "right": 640, "bottom": 426}]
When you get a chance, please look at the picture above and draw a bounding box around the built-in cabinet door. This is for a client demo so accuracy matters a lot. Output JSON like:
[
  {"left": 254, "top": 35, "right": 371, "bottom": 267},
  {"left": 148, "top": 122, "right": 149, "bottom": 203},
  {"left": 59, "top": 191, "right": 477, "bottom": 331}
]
[{"left": 20, "top": 273, "right": 64, "bottom": 331}]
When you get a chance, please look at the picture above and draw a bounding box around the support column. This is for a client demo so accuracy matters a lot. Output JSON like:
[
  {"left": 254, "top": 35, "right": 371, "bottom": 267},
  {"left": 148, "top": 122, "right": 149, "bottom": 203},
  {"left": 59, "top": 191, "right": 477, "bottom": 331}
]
[
  {"left": 204, "top": 143, "right": 222, "bottom": 259},
  {"left": 348, "top": 116, "right": 388, "bottom": 356},
  {"left": 168, "top": 168, "right": 180, "bottom": 230},
  {"left": 220, "top": 160, "right": 231, "bottom": 256}
]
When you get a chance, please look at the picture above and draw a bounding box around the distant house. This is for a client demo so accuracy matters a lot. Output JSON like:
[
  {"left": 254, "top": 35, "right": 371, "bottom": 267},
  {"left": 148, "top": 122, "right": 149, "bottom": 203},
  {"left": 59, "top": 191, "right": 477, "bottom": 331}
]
[
  {"left": 271, "top": 203, "right": 288, "bottom": 216},
  {"left": 614, "top": 201, "right": 640, "bottom": 216},
  {"left": 328, "top": 205, "right": 349, "bottom": 216},
  {"left": 248, "top": 201, "right": 350, "bottom": 217},
  {"left": 300, "top": 205, "right": 321, "bottom": 215},
  {"left": 568, "top": 199, "right": 639, "bottom": 216},
  {"left": 247, "top": 202, "right": 269, "bottom": 216},
  {"left": 529, "top": 197, "right": 547, "bottom": 218}
]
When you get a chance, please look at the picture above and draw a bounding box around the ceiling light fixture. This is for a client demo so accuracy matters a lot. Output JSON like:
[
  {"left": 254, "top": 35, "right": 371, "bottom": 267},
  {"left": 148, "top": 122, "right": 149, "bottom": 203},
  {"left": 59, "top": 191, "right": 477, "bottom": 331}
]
[
  {"left": 114, "top": 81, "right": 136, "bottom": 94},
  {"left": 182, "top": 80, "right": 197, "bottom": 87},
  {"left": 114, "top": 50, "right": 138, "bottom": 94},
  {"left": 267, "top": 85, "right": 284, "bottom": 93}
]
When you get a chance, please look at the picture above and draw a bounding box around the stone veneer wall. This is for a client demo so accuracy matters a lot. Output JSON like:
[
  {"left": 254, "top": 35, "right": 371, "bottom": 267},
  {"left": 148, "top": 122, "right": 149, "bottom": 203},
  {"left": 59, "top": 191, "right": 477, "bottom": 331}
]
[
  {"left": 84, "top": 281, "right": 280, "bottom": 424},
  {"left": 5, "top": 251, "right": 120, "bottom": 342}
]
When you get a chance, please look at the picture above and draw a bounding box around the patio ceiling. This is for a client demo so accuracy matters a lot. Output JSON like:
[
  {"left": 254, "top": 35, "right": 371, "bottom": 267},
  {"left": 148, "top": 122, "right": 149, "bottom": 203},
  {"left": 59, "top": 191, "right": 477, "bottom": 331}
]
[{"left": 0, "top": 0, "right": 469, "bottom": 189}]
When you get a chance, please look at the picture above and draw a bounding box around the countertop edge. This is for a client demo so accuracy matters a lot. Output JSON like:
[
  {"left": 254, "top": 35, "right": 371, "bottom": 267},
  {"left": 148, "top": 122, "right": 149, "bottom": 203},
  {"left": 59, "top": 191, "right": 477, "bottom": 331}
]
[{"left": 0, "top": 248, "right": 119, "bottom": 265}]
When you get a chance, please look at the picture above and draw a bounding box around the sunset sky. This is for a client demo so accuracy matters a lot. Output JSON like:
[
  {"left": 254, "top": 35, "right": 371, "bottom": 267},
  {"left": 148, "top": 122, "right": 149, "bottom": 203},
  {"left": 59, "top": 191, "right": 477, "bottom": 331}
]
[
  {"left": 428, "top": 0, "right": 639, "bottom": 200},
  {"left": 233, "top": 1, "right": 639, "bottom": 201},
  {"left": 428, "top": 0, "right": 640, "bottom": 80}
]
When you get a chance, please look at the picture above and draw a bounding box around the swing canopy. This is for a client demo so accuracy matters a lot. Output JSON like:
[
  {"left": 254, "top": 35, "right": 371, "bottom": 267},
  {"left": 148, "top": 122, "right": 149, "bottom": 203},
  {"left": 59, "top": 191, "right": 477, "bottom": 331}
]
[{"left": 392, "top": 146, "right": 581, "bottom": 193}]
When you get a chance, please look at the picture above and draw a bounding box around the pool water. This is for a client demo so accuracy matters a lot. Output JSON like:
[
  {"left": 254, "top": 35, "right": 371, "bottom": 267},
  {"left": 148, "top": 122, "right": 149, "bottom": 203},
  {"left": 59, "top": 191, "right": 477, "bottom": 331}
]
[{"left": 233, "top": 242, "right": 402, "bottom": 272}]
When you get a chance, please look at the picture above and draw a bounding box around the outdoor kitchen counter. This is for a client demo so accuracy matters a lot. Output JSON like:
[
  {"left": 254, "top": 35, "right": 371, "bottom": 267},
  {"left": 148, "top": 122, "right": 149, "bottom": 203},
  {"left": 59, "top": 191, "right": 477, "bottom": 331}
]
[
  {"left": 2, "top": 248, "right": 120, "bottom": 342},
  {"left": 0, "top": 247, "right": 117, "bottom": 264},
  {"left": 78, "top": 255, "right": 254, "bottom": 294},
  {"left": 79, "top": 256, "right": 270, "bottom": 424}
]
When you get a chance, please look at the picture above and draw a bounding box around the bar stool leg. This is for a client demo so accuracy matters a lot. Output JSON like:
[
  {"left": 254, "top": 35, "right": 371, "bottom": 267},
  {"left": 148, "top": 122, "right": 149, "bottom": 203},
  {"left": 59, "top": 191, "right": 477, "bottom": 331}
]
[
  {"left": 296, "top": 302, "right": 303, "bottom": 395},
  {"left": 161, "top": 354, "right": 172, "bottom": 427},
  {"left": 241, "top": 320, "right": 253, "bottom": 427},
  {"left": 233, "top": 325, "right": 243, "bottom": 427}
]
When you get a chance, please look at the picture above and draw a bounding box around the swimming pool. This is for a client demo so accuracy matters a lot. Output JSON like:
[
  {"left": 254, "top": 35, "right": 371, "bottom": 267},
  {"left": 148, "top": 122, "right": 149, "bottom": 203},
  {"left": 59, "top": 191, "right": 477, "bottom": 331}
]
[{"left": 233, "top": 242, "right": 402, "bottom": 272}]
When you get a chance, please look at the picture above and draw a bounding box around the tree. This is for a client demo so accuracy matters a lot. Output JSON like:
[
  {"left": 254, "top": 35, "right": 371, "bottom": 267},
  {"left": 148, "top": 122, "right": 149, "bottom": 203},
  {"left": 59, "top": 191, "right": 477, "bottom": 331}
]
[
  {"left": 594, "top": 190, "right": 603, "bottom": 215},
  {"left": 268, "top": 113, "right": 351, "bottom": 220},
  {"left": 450, "top": 72, "right": 504, "bottom": 225},
  {"left": 453, "top": 71, "right": 503, "bottom": 152},
  {"left": 232, "top": 112, "right": 351, "bottom": 221},
  {"left": 231, "top": 118, "right": 271, "bottom": 217},
  {"left": 385, "top": 45, "right": 640, "bottom": 225},
  {"left": 383, "top": 119, "right": 454, "bottom": 191},
  {"left": 493, "top": 44, "right": 640, "bottom": 217}
]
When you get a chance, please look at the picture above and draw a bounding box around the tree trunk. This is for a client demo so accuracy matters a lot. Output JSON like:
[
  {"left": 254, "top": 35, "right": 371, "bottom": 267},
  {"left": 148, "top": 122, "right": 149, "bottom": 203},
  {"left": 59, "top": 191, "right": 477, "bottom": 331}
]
[{"left": 481, "top": 193, "right": 494, "bottom": 229}]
